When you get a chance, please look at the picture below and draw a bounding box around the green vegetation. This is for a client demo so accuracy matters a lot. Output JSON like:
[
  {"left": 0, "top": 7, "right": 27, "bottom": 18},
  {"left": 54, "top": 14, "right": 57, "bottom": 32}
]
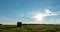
[{"left": 0, "top": 24, "right": 60, "bottom": 32}]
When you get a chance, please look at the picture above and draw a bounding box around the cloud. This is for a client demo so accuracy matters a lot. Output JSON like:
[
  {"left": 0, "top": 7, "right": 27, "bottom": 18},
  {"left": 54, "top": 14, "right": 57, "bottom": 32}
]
[
  {"left": 55, "top": 19, "right": 60, "bottom": 24},
  {"left": 31, "top": 13, "right": 44, "bottom": 21},
  {"left": 0, "top": 9, "right": 59, "bottom": 24},
  {"left": 29, "top": 9, "right": 59, "bottom": 24},
  {"left": 26, "top": 19, "right": 60, "bottom": 24},
  {"left": 44, "top": 9, "right": 58, "bottom": 16}
]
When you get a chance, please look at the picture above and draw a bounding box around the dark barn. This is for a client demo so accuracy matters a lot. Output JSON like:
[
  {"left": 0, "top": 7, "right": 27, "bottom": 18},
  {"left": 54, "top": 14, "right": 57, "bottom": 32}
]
[
  {"left": 17, "top": 22, "right": 22, "bottom": 27},
  {"left": 0, "top": 24, "right": 2, "bottom": 25}
]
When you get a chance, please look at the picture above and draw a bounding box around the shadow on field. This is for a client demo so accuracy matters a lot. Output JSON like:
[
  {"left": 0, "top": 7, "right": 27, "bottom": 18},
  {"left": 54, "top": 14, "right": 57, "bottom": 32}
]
[
  {"left": 45, "top": 30, "right": 56, "bottom": 32},
  {"left": 24, "top": 26, "right": 38, "bottom": 32}
]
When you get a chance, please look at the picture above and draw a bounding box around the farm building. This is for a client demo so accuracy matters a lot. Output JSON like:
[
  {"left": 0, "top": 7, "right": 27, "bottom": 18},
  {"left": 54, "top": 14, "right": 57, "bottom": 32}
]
[
  {"left": 17, "top": 22, "right": 22, "bottom": 27},
  {"left": 0, "top": 24, "right": 2, "bottom": 25}
]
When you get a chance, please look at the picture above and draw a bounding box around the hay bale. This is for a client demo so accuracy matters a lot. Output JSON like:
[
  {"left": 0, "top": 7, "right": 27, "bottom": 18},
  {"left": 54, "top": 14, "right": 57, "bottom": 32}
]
[{"left": 17, "top": 22, "right": 22, "bottom": 27}]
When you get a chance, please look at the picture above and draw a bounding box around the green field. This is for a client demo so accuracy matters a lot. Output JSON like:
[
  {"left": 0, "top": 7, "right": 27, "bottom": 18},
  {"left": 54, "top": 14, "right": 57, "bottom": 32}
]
[{"left": 0, "top": 24, "right": 60, "bottom": 32}]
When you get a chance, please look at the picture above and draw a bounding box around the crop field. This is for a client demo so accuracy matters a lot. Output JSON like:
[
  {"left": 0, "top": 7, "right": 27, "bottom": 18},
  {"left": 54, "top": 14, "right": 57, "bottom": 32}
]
[{"left": 0, "top": 24, "right": 60, "bottom": 32}]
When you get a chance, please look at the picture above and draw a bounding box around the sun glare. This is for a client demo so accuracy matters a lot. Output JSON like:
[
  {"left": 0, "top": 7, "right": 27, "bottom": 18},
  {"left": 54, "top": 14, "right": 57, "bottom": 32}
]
[
  {"left": 32, "top": 13, "right": 44, "bottom": 21},
  {"left": 35, "top": 14, "right": 43, "bottom": 21}
]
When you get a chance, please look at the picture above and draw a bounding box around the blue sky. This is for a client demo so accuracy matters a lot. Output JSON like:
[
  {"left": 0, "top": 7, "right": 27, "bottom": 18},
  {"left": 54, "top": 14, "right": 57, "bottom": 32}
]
[{"left": 0, "top": 0, "right": 60, "bottom": 24}]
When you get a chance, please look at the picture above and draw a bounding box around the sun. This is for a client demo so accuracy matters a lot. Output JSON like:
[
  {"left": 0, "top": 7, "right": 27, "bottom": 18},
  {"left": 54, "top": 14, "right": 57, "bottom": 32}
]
[
  {"left": 31, "top": 13, "right": 44, "bottom": 21},
  {"left": 35, "top": 14, "right": 44, "bottom": 21}
]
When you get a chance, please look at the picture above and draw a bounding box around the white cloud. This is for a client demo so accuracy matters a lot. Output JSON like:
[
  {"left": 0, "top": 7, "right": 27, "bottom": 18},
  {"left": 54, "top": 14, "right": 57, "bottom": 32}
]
[
  {"left": 31, "top": 13, "right": 44, "bottom": 21},
  {"left": 55, "top": 19, "right": 60, "bottom": 24},
  {"left": 26, "top": 19, "right": 60, "bottom": 24},
  {"left": 44, "top": 9, "right": 58, "bottom": 16},
  {"left": 29, "top": 9, "right": 59, "bottom": 24}
]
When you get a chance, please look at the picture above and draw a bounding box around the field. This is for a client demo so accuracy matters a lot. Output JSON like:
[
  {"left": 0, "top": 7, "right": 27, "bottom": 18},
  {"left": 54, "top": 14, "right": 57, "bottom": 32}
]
[{"left": 0, "top": 24, "right": 60, "bottom": 32}]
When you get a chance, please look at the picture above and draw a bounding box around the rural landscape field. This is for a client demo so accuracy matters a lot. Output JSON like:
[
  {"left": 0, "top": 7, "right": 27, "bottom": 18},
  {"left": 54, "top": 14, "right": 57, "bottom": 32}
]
[
  {"left": 0, "top": 24, "right": 60, "bottom": 32},
  {"left": 0, "top": 0, "right": 60, "bottom": 32}
]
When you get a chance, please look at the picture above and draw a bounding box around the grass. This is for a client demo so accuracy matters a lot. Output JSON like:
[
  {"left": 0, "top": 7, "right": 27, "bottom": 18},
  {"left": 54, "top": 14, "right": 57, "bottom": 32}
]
[{"left": 0, "top": 24, "right": 60, "bottom": 32}]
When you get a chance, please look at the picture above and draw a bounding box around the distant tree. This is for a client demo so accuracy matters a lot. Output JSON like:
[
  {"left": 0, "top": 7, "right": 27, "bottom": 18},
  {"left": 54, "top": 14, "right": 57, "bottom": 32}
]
[{"left": 17, "top": 22, "right": 22, "bottom": 27}]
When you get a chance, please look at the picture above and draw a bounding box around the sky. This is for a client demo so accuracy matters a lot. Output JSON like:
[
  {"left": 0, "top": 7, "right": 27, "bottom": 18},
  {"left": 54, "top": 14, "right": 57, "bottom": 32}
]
[{"left": 0, "top": 0, "right": 60, "bottom": 24}]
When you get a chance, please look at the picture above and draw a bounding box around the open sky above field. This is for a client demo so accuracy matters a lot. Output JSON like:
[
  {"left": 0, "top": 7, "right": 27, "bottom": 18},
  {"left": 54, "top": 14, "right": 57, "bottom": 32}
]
[{"left": 0, "top": 0, "right": 60, "bottom": 24}]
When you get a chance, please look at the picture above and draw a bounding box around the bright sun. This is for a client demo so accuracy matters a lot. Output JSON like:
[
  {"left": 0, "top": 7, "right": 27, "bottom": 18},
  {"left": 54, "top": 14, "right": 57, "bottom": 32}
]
[
  {"left": 35, "top": 14, "right": 43, "bottom": 21},
  {"left": 31, "top": 13, "right": 44, "bottom": 21}
]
